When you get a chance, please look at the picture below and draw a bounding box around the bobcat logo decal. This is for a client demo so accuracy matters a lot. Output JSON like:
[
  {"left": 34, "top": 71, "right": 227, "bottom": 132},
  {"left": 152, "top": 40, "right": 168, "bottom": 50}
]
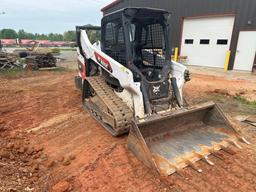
[{"left": 153, "top": 85, "right": 161, "bottom": 95}]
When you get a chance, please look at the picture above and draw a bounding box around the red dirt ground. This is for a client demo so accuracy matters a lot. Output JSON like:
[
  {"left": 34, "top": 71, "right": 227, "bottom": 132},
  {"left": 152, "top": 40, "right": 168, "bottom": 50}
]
[{"left": 0, "top": 70, "right": 256, "bottom": 192}]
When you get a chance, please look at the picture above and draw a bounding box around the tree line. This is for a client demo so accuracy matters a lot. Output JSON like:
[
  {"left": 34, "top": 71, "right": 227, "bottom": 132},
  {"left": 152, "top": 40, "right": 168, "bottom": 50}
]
[
  {"left": 0, "top": 28, "right": 76, "bottom": 41},
  {"left": 0, "top": 26, "right": 101, "bottom": 43}
]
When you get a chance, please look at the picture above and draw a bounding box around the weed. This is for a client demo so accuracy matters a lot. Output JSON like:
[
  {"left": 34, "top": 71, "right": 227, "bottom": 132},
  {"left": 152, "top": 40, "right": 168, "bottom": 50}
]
[
  {"left": 234, "top": 94, "right": 248, "bottom": 103},
  {"left": 234, "top": 94, "right": 256, "bottom": 108},
  {"left": 0, "top": 68, "right": 26, "bottom": 77},
  {"left": 250, "top": 100, "right": 256, "bottom": 107},
  {"left": 0, "top": 67, "right": 69, "bottom": 79},
  {"left": 52, "top": 48, "right": 76, "bottom": 52}
]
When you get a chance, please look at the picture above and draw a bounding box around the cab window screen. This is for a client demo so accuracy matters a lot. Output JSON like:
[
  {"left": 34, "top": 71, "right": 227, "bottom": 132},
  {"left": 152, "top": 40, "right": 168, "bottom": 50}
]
[
  {"left": 104, "top": 20, "right": 126, "bottom": 65},
  {"left": 105, "top": 22, "right": 117, "bottom": 46},
  {"left": 140, "top": 23, "right": 165, "bottom": 67}
]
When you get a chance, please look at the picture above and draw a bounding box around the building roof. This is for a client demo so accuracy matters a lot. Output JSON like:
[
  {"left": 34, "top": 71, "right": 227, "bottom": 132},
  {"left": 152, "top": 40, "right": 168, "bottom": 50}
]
[
  {"left": 102, "top": 7, "right": 170, "bottom": 18},
  {"left": 101, "top": 0, "right": 121, "bottom": 12},
  {"left": 0, "top": 39, "right": 16, "bottom": 45},
  {"left": 0, "top": 39, "right": 71, "bottom": 46}
]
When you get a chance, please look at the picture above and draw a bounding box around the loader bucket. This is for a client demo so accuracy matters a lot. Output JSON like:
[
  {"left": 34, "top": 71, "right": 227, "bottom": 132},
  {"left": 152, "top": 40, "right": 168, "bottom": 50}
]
[{"left": 128, "top": 101, "right": 247, "bottom": 175}]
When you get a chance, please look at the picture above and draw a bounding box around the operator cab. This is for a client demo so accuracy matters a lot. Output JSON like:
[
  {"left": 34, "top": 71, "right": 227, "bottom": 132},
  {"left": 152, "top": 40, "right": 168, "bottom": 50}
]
[
  {"left": 101, "top": 8, "right": 171, "bottom": 83},
  {"left": 101, "top": 8, "right": 180, "bottom": 112}
]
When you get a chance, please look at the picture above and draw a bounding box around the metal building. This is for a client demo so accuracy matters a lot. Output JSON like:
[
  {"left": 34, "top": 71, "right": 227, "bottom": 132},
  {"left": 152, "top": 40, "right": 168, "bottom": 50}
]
[{"left": 101, "top": 0, "right": 256, "bottom": 71}]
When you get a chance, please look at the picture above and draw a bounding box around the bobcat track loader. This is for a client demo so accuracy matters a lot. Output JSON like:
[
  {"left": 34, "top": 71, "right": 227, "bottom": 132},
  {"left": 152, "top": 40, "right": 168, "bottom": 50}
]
[{"left": 75, "top": 8, "right": 249, "bottom": 175}]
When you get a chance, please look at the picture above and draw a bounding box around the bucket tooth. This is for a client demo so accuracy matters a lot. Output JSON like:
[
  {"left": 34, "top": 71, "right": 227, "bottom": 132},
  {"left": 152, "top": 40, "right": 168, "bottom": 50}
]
[
  {"left": 183, "top": 158, "right": 202, "bottom": 173},
  {"left": 233, "top": 141, "right": 242, "bottom": 149},
  {"left": 192, "top": 152, "right": 214, "bottom": 166},
  {"left": 188, "top": 162, "right": 202, "bottom": 173},
  {"left": 240, "top": 137, "right": 250, "bottom": 145},
  {"left": 169, "top": 166, "right": 186, "bottom": 177},
  {"left": 165, "top": 163, "right": 179, "bottom": 176},
  {"left": 203, "top": 155, "right": 214, "bottom": 166},
  {"left": 227, "top": 139, "right": 242, "bottom": 149}
]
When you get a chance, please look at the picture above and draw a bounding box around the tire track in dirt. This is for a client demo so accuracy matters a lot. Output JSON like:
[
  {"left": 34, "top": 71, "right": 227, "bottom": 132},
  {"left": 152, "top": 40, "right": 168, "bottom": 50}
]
[{"left": 0, "top": 72, "right": 81, "bottom": 132}]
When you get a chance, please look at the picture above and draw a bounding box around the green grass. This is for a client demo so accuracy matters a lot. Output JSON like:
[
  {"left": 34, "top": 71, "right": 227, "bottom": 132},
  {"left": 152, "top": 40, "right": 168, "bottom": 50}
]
[
  {"left": 0, "top": 69, "right": 19, "bottom": 75},
  {"left": 203, "top": 92, "right": 256, "bottom": 116},
  {"left": 234, "top": 94, "right": 256, "bottom": 108},
  {"left": 40, "top": 66, "right": 70, "bottom": 72},
  {"left": 53, "top": 48, "right": 76, "bottom": 52},
  {"left": 0, "top": 66, "right": 70, "bottom": 79},
  {"left": 50, "top": 48, "right": 61, "bottom": 54},
  {"left": 18, "top": 58, "right": 26, "bottom": 64},
  {"left": 0, "top": 68, "right": 26, "bottom": 78}
]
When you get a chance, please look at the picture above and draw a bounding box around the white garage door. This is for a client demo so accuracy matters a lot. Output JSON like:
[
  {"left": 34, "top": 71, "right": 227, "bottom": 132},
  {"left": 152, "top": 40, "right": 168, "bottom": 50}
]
[
  {"left": 180, "top": 16, "right": 235, "bottom": 68},
  {"left": 233, "top": 31, "right": 256, "bottom": 71}
]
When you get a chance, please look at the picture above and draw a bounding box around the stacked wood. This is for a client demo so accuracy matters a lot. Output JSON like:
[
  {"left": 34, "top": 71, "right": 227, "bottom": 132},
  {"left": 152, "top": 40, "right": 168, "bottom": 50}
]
[
  {"left": 0, "top": 52, "right": 20, "bottom": 70},
  {"left": 26, "top": 53, "right": 56, "bottom": 70}
]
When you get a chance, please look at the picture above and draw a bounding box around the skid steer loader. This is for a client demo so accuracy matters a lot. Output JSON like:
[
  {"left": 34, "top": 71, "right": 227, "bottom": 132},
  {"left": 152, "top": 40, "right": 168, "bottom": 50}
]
[{"left": 75, "top": 8, "right": 249, "bottom": 175}]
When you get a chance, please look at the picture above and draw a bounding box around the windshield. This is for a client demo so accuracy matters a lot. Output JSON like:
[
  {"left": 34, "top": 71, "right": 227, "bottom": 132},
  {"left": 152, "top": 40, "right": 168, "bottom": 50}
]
[{"left": 130, "top": 20, "right": 166, "bottom": 68}]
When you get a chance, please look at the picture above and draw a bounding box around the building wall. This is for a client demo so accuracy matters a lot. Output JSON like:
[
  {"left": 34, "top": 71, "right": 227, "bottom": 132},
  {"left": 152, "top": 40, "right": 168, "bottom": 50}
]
[{"left": 104, "top": 0, "right": 256, "bottom": 70}]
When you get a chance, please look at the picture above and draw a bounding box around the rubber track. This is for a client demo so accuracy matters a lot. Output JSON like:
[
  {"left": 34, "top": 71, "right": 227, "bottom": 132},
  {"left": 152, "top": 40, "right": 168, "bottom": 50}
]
[{"left": 86, "top": 76, "right": 133, "bottom": 134}]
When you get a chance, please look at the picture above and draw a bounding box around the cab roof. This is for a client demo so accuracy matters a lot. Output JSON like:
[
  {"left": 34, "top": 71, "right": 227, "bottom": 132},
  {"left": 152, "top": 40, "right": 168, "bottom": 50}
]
[{"left": 103, "top": 7, "right": 170, "bottom": 19}]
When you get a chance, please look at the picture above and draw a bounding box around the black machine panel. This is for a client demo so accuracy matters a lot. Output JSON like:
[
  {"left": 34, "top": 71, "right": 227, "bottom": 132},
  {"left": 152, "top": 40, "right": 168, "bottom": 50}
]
[{"left": 148, "top": 80, "right": 169, "bottom": 100}]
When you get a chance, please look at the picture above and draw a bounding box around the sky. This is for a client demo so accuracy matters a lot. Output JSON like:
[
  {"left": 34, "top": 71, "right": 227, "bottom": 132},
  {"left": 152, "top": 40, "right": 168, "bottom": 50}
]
[{"left": 0, "top": 0, "right": 113, "bottom": 34}]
